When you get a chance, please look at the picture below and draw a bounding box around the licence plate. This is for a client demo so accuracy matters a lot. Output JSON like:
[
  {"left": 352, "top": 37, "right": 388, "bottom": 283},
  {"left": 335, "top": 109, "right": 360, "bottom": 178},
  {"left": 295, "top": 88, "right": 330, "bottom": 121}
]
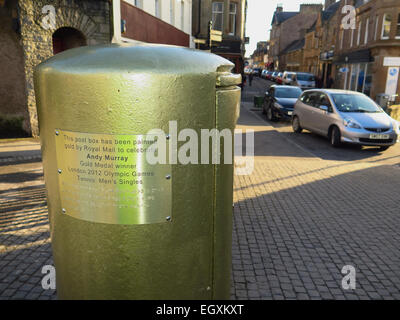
[{"left": 369, "top": 134, "right": 389, "bottom": 139}]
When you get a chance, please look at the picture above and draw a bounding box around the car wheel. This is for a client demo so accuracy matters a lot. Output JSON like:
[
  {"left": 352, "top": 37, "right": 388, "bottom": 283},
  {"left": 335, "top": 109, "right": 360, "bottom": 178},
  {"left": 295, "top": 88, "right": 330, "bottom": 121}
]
[
  {"left": 330, "top": 126, "right": 341, "bottom": 147},
  {"left": 266, "top": 106, "right": 277, "bottom": 122},
  {"left": 379, "top": 146, "right": 390, "bottom": 151},
  {"left": 292, "top": 116, "right": 302, "bottom": 133}
]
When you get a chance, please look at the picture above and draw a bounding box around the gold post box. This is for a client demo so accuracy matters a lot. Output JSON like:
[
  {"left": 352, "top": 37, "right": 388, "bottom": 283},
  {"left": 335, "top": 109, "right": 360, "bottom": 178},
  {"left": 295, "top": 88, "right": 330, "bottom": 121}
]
[{"left": 34, "top": 43, "right": 241, "bottom": 299}]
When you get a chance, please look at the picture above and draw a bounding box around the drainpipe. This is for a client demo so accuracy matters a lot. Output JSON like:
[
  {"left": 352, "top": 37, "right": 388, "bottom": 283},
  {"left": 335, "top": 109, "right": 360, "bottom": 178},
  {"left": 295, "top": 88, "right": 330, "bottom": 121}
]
[
  {"left": 111, "top": 0, "right": 122, "bottom": 43},
  {"left": 195, "top": 0, "right": 201, "bottom": 38}
]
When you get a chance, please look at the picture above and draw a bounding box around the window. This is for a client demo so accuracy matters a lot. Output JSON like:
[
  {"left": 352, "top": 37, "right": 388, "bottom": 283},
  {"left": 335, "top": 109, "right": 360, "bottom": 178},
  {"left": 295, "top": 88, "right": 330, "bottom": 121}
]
[
  {"left": 357, "top": 21, "right": 362, "bottom": 45},
  {"left": 155, "top": 0, "right": 161, "bottom": 18},
  {"left": 229, "top": 2, "right": 237, "bottom": 35},
  {"left": 340, "top": 30, "right": 344, "bottom": 49},
  {"left": 374, "top": 15, "right": 379, "bottom": 41},
  {"left": 212, "top": 2, "right": 224, "bottom": 31},
  {"left": 181, "top": 1, "right": 185, "bottom": 30},
  {"left": 381, "top": 14, "right": 392, "bottom": 39},
  {"left": 134, "top": 0, "right": 142, "bottom": 8},
  {"left": 350, "top": 28, "right": 354, "bottom": 47},
  {"left": 397, "top": 14, "right": 400, "bottom": 38},
  {"left": 170, "top": 0, "right": 175, "bottom": 25},
  {"left": 364, "top": 18, "right": 369, "bottom": 44}
]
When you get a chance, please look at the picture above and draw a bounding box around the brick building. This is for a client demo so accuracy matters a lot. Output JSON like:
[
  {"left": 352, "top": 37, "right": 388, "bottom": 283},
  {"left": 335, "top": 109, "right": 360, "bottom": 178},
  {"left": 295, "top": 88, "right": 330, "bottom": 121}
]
[{"left": 1, "top": 0, "right": 192, "bottom": 137}]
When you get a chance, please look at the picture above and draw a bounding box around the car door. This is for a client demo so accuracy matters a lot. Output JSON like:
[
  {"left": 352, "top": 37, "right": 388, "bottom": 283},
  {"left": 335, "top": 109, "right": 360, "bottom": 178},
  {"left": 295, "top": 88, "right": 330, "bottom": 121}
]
[
  {"left": 311, "top": 93, "right": 335, "bottom": 135},
  {"left": 297, "top": 91, "right": 318, "bottom": 130}
]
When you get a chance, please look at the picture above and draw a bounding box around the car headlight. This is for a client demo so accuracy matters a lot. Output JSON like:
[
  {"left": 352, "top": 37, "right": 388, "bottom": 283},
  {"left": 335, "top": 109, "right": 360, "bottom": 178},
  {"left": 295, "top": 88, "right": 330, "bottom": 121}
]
[{"left": 343, "top": 118, "right": 361, "bottom": 129}]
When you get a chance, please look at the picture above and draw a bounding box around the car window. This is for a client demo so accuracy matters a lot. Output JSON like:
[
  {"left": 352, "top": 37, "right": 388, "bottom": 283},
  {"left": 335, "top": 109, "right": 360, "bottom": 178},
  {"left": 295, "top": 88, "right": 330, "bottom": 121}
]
[
  {"left": 275, "top": 87, "right": 302, "bottom": 99},
  {"left": 316, "top": 93, "right": 331, "bottom": 107},
  {"left": 305, "top": 92, "right": 320, "bottom": 108},
  {"left": 297, "top": 74, "right": 316, "bottom": 82},
  {"left": 300, "top": 92, "right": 310, "bottom": 103},
  {"left": 331, "top": 94, "right": 383, "bottom": 113}
]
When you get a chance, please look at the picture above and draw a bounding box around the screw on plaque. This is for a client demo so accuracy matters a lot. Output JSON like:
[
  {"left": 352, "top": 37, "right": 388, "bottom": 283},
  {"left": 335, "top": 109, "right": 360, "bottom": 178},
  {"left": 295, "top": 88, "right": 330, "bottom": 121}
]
[
  {"left": 166, "top": 134, "right": 170, "bottom": 140},
  {"left": 62, "top": 208, "right": 66, "bottom": 214},
  {"left": 55, "top": 130, "right": 59, "bottom": 136},
  {"left": 166, "top": 216, "right": 172, "bottom": 222},
  {"left": 166, "top": 175, "right": 171, "bottom": 180},
  {"left": 58, "top": 169, "right": 62, "bottom": 174}
]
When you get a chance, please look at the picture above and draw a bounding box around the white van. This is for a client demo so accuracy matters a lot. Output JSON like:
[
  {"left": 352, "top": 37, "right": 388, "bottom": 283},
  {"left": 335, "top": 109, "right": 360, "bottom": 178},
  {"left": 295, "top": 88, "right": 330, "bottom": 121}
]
[{"left": 293, "top": 72, "right": 316, "bottom": 89}]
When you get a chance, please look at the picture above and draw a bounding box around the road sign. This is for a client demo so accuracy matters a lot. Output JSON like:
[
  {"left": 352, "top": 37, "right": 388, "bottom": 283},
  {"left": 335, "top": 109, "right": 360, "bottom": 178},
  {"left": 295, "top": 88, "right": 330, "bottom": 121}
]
[
  {"left": 210, "top": 29, "right": 222, "bottom": 43},
  {"left": 194, "top": 39, "right": 206, "bottom": 44}
]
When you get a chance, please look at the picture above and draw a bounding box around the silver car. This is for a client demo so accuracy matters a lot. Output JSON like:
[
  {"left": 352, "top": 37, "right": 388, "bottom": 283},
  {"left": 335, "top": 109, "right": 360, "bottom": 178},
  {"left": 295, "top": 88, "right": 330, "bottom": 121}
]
[
  {"left": 293, "top": 72, "right": 316, "bottom": 89},
  {"left": 292, "top": 89, "right": 399, "bottom": 150}
]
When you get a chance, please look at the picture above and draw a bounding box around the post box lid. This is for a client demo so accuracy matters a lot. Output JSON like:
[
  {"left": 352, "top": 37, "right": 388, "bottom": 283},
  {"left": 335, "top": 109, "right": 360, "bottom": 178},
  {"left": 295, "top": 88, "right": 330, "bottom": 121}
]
[{"left": 36, "top": 43, "right": 236, "bottom": 76}]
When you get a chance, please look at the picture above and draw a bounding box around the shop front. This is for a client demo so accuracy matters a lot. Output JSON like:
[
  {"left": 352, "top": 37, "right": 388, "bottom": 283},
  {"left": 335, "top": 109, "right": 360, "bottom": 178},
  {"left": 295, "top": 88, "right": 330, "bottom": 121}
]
[{"left": 333, "top": 49, "right": 374, "bottom": 97}]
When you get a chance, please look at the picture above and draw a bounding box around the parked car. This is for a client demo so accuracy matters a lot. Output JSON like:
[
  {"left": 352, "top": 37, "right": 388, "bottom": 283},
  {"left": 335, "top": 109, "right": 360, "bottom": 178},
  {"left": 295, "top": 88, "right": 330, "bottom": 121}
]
[
  {"left": 253, "top": 68, "right": 262, "bottom": 76},
  {"left": 263, "top": 85, "right": 303, "bottom": 121},
  {"left": 292, "top": 89, "right": 400, "bottom": 150},
  {"left": 266, "top": 71, "right": 274, "bottom": 80},
  {"left": 271, "top": 71, "right": 279, "bottom": 82},
  {"left": 261, "top": 69, "right": 269, "bottom": 79},
  {"left": 292, "top": 72, "right": 316, "bottom": 89},
  {"left": 276, "top": 72, "right": 284, "bottom": 84},
  {"left": 282, "top": 71, "right": 297, "bottom": 85}
]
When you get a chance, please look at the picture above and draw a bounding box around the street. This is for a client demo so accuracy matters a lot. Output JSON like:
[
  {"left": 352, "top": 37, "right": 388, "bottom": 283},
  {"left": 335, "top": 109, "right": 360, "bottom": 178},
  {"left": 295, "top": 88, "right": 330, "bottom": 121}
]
[{"left": 1, "top": 77, "right": 400, "bottom": 299}]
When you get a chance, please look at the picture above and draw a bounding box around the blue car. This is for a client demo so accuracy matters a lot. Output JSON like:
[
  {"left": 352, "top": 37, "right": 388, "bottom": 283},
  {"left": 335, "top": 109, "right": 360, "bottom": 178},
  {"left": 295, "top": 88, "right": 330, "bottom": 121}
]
[{"left": 263, "top": 85, "right": 303, "bottom": 121}]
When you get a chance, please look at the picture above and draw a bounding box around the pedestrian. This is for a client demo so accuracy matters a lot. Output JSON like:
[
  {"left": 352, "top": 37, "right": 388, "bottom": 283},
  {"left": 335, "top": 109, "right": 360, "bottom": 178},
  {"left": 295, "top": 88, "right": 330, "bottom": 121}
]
[
  {"left": 248, "top": 72, "right": 253, "bottom": 86},
  {"left": 316, "top": 76, "right": 323, "bottom": 88},
  {"left": 327, "top": 76, "right": 334, "bottom": 88}
]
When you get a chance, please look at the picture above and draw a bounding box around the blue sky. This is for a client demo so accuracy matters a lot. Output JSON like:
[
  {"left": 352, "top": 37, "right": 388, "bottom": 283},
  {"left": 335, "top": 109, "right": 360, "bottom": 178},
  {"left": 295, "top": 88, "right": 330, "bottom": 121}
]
[{"left": 245, "top": 0, "right": 325, "bottom": 56}]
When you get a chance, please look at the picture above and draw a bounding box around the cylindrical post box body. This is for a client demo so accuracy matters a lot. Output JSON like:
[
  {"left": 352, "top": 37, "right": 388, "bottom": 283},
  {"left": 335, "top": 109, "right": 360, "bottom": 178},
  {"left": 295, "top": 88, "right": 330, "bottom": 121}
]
[{"left": 34, "top": 44, "right": 241, "bottom": 299}]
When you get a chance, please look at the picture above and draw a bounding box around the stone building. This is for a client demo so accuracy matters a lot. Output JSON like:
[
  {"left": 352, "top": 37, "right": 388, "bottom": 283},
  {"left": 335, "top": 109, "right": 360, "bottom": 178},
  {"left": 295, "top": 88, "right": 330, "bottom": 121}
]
[
  {"left": 302, "top": 0, "right": 340, "bottom": 81},
  {"left": 1, "top": 0, "right": 110, "bottom": 137},
  {"left": 280, "top": 39, "right": 305, "bottom": 72},
  {"left": 269, "top": 3, "right": 322, "bottom": 70},
  {"left": 319, "top": 0, "right": 341, "bottom": 87},
  {"left": 1, "top": 0, "right": 193, "bottom": 137},
  {"left": 333, "top": 0, "right": 400, "bottom": 102},
  {"left": 192, "top": 0, "right": 247, "bottom": 74},
  {"left": 250, "top": 41, "right": 269, "bottom": 68}
]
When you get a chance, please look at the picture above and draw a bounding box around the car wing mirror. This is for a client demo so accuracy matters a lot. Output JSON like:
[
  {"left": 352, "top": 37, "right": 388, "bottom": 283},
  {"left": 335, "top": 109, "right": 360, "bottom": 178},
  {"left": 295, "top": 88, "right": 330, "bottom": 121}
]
[{"left": 319, "top": 105, "right": 329, "bottom": 112}]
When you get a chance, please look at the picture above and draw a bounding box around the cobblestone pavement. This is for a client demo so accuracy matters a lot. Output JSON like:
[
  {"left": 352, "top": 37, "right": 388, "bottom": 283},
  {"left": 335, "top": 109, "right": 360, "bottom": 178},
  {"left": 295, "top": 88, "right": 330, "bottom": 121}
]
[
  {"left": 230, "top": 78, "right": 400, "bottom": 300},
  {"left": 1, "top": 83, "right": 400, "bottom": 300},
  {"left": 0, "top": 140, "right": 56, "bottom": 300}
]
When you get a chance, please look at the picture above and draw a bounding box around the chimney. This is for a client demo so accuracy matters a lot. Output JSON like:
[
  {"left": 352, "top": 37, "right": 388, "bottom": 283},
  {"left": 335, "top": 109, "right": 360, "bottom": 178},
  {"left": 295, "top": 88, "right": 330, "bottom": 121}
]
[
  {"left": 300, "top": 3, "right": 323, "bottom": 13},
  {"left": 276, "top": 5, "right": 283, "bottom": 13},
  {"left": 324, "top": 0, "right": 336, "bottom": 9}
]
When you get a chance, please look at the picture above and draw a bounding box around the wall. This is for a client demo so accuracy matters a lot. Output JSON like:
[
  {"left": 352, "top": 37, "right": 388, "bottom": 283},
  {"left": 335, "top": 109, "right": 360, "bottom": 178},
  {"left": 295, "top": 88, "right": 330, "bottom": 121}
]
[
  {"left": 121, "top": 2, "right": 190, "bottom": 47},
  {"left": 124, "top": 0, "right": 192, "bottom": 36},
  {"left": 0, "top": 0, "right": 30, "bottom": 133},
  {"left": 18, "top": 0, "right": 110, "bottom": 136}
]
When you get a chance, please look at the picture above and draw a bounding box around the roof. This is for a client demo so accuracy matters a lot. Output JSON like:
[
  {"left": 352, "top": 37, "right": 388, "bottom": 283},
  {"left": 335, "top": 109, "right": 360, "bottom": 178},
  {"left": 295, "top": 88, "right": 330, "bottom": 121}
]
[
  {"left": 281, "top": 38, "right": 305, "bottom": 55},
  {"left": 322, "top": 1, "right": 340, "bottom": 22},
  {"left": 271, "top": 11, "right": 298, "bottom": 25}
]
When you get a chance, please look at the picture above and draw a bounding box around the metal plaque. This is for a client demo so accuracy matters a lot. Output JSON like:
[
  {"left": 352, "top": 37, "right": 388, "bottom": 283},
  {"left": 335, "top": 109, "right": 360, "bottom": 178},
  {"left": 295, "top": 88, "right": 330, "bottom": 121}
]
[{"left": 55, "top": 130, "right": 171, "bottom": 225}]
